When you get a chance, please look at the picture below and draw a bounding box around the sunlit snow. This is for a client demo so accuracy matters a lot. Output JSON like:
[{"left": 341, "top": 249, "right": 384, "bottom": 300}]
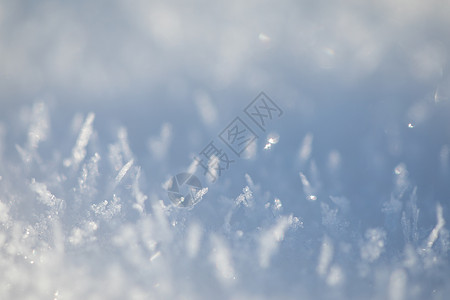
[{"left": 1, "top": 0, "right": 450, "bottom": 299}]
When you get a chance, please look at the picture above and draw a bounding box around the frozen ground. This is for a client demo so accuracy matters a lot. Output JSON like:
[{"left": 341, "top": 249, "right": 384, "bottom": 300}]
[{"left": 1, "top": 0, "right": 450, "bottom": 299}]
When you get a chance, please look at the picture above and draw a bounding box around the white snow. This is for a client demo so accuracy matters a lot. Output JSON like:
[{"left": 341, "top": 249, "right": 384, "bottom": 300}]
[
  {"left": 64, "top": 113, "right": 95, "bottom": 169},
  {"left": 1, "top": 0, "right": 449, "bottom": 299}
]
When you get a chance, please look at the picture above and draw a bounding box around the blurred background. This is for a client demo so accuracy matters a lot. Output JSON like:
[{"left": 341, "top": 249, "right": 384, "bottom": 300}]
[{"left": 1, "top": 0, "right": 450, "bottom": 299}]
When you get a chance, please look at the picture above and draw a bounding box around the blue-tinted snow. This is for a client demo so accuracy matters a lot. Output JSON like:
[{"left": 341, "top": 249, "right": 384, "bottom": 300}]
[{"left": 1, "top": 0, "right": 450, "bottom": 299}]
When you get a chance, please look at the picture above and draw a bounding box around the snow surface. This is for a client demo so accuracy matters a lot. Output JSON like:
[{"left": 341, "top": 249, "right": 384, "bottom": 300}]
[{"left": 1, "top": 0, "right": 450, "bottom": 299}]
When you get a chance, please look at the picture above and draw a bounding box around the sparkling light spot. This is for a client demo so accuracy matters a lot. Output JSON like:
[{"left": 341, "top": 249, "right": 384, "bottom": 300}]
[
  {"left": 264, "top": 132, "right": 279, "bottom": 150},
  {"left": 273, "top": 198, "right": 282, "bottom": 210}
]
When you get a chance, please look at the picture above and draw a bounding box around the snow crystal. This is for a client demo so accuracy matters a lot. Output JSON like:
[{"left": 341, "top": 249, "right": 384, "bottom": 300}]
[
  {"left": 273, "top": 198, "right": 282, "bottom": 211},
  {"left": 117, "top": 127, "right": 133, "bottom": 161},
  {"left": 244, "top": 173, "right": 256, "bottom": 190},
  {"left": 393, "top": 163, "right": 410, "bottom": 197},
  {"left": 298, "top": 133, "right": 313, "bottom": 163},
  {"left": 131, "top": 167, "right": 148, "bottom": 213},
  {"left": 69, "top": 221, "right": 98, "bottom": 246},
  {"left": 258, "top": 214, "right": 298, "bottom": 268},
  {"left": 30, "top": 179, "right": 63, "bottom": 209},
  {"left": 195, "top": 90, "right": 218, "bottom": 126},
  {"left": 299, "top": 172, "right": 316, "bottom": 201},
  {"left": 242, "top": 138, "right": 257, "bottom": 159},
  {"left": 402, "top": 244, "right": 418, "bottom": 270},
  {"left": 426, "top": 203, "right": 446, "bottom": 250},
  {"left": 186, "top": 222, "right": 203, "bottom": 258},
  {"left": 317, "top": 235, "right": 333, "bottom": 277},
  {"left": 78, "top": 153, "right": 100, "bottom": 197},
  {"left": 148, "top": 123, "right": 172, "bottom": 160},
  {"left": 115, "top": 159, "right": 133, "bottom": 184},
  {"left": 401, "top": 187, "right": 419, "bottom": 244},
  {"left": 209, "top": 234, "right": 235, "bottom": 284},
  {"left": 327, "top": 150, "right": 341, "bottom": 172},
  {"left": 326, "top": 265, "right": 344, "bottom": 287},
  {"left": 235, "top": 186, "right": 253, "bottom": 207},
  {"left": 389, "top": 269, "right": 407, "bottom": 300},
  {"left": 27, "top": 102, "right": 49, "bottom": 150},
  {"left": 205, "top": 155, "right": 220, "bottom": 183},
  {"left": 360, "top": 228, "right": 386, "bottom": 262},
  {"left": 149, "top": 250, "right": 161, "bottom": 262},
  {"left": 91, "top": 194, "right": 121, "bottom": 220},
  {"left": 321, "top": 202, "right": 339, "bottom": 227},
  {"left": 63, "top": 113, "right": 95, "bottom": 169}
]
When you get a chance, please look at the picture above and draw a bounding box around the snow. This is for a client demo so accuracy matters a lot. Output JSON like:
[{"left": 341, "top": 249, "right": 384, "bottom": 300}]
[
  {"left": 1, "top": 0, "right": 450, "bottom": 299},
  {"left": 427, "top": 204, "right": 446, "bottom": 250},
  {"left": 63, "top": 113, "right": 95, "bottom": 169}
]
